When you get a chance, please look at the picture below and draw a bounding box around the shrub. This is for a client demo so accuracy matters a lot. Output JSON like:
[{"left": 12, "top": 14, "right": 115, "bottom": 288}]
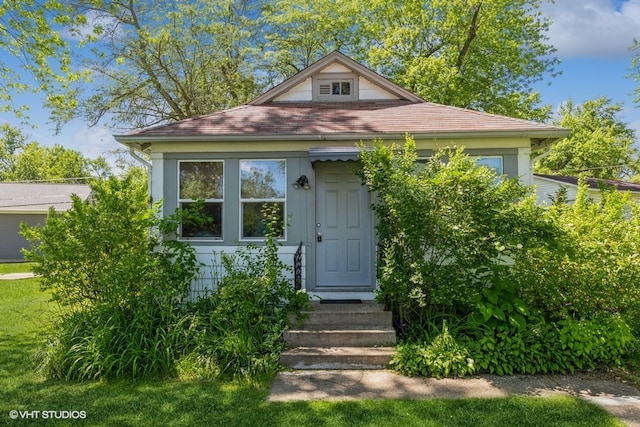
[
  {"left": 466, "top": 316, "right": 635, "bottom": 376},
  {"left": 392, "top": 321, "right": 476, "bottom": 378},
  {"left": 23, "top": 174, "right": 201, "bottom": 380},
  {"left": 515, "top": 182, "right": 640, "bottom": 331},
  {"left": 180, "top": 204, "right": 310, "bottom": 379},
  {"left": 358, "top": 138, "right": 551, "bottom": 332}
]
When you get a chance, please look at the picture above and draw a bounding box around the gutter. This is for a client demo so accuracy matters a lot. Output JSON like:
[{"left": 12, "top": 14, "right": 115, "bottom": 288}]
[{"left": 114, "top": 129, "right": 570, "bottom": 146}]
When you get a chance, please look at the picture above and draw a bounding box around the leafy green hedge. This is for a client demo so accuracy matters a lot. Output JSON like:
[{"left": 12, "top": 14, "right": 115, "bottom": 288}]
[
  {"left": 24, "top": 176, "right": 308, "bottom": 380},
  {"left": 360, "top": 138, "right": 639, "bottom": 377},
  {"left": 393, "top": 316, "right": 635, "bottom": 378}
]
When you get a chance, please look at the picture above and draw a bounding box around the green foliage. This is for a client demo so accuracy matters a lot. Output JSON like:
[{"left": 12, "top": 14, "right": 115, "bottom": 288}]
[
  {"left": 262, "top": 0, "right": 556, "bottom": 120},
  {"left": 515, "top": 182, "right": 640, "bottom": 332},
  {"left": 466, "top": 316, "right": 635, "bottom": 376},
  {"left": 0, "top": 124, "right": 110, "bottom": 182},
  {"left": 362, "top": 138, "right": 638, "bottom": 378},
  {"left": 0, "top": 0, "right": 85, "bottom": 122},
  {"left": 534, "top": 97, "right": 639, "bottom": 179},
  {"left": 468, "top": 268, "right": 534, "bottom": 331},
  {"left": 181, "top": 204, "right": 310, "bottom": 379},
  {"left": 358, "top": 138, "right": 549, "bottom": 331},
  {"left": 38, "top": 299, "right": 187, "bottom": 380},
  {"left": 22, "top": 174, "right": 202, "bottom": 379},
  {"left": 392, "top": 321, "right": 476, "bottom": 378}
]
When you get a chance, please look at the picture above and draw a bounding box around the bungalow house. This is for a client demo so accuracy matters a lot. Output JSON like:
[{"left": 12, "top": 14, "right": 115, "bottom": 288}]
[
  {"left": 0, "top": 183, "right": 91, "bottom": 261},
  {"left": 534, "top": 174, "right": 640, "bottom": 204},
  {"left": 115, "top": 51, "right": 569, "bottom": 300}
]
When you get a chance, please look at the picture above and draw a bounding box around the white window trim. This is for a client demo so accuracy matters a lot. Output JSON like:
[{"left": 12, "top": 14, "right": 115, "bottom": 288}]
[
  {"left": 177, "top": 160, "right": 225, "bottom": 241},
  {"left": 313, "top": 73, "right": 358, "bottom": 101},
  {"left": 239, "top": 159, "right": 287, "bottom": 242}
]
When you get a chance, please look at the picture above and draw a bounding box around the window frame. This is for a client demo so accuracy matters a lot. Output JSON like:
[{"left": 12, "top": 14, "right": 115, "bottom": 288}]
[
  {"left": 177, "top": 160, "right": 225, "bottom": 241},
  {"left": 314, "top": 73, "right": 357, "bottom": 101},
  {"left": 474, "top": 156, "right": 504, "bottom": 176},
  {"left": 238, "top": 159, "right": 287, "bottom": 241}
]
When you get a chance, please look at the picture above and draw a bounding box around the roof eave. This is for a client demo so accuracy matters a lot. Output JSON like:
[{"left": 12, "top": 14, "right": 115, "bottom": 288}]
[
  {"left": 0, "top": 209, "right": 51, "bottom": 214},
  {"left": 115, "top": 129, "right": 570, "bottom": 149}
]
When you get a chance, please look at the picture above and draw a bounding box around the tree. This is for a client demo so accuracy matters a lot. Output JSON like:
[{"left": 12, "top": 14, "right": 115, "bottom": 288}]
[
  {"left": 262, "top": 0, "right": 557, "bottom": 121},
  {"left": 631, "top": 38, "right": 640, "bottom": 106},
  {"left": 0, "top": 124, "right": 111, "bottom": 182},
  {"left": 4, "top": 1, "right": 558, "bottom": 131},
  {"left": 534, "top": 97, "right": 639, "bottom": 180},
  {"left": 0, "top": 0, "right": 84, "bottom": 122},
  {"left": 0, "top": 124, "right": 27, "bottom": 180},
  {"left": 50, "top": 0, "right": 262, "bottom": 130},
  {"left": 259, "top": 0, "right": 361, "bottom": 81}
]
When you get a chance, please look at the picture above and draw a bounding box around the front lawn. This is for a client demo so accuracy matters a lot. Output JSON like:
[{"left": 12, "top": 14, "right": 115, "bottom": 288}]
[
  {"left": 0, "top": 265, "right": 624, "bottom": 426},
  {"left": 0, "top": 262, "right": 34, "bottom": 275}
]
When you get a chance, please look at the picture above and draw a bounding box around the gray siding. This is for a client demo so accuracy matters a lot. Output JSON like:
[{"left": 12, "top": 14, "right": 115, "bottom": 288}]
[
  {"left": 162, "top": 147, "right": 523, "bottom": 295},
  {"left": 0, "top": 214, "right": 45, "bottom": 261}
]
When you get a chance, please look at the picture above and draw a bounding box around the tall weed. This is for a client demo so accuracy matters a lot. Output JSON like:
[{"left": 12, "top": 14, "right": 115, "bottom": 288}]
[{"left": 180, "top": 204, "right": 310, "bottom": 379}]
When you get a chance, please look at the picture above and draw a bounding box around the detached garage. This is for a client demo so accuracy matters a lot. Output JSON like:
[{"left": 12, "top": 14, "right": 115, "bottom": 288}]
[{"left": 0, "top": 183, "right": 91, "bottom": 261}]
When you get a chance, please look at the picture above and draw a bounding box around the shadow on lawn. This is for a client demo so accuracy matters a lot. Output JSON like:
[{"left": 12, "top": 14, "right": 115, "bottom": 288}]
[
  {"left": 0, "top": 334, "right": 268, "bottom": 426},
  {"left": 0, "top": 334, "right": 623, "bottom": 427},
  {"left": 0, "top": 335, "right": 35, "bottom": 381}
]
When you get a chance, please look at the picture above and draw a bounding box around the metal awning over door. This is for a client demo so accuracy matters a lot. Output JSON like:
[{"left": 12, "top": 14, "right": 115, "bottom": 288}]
[{"left": 309, "top": 147, "right": 360, "bottom": 162}]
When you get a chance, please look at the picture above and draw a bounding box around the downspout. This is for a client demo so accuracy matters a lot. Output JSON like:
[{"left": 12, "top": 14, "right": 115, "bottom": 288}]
[{"left": 531, "top": 146, "right": 553, "bottom": 165}]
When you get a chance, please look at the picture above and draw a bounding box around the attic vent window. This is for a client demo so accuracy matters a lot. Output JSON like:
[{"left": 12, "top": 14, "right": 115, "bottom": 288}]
[
  {"left": 316, "top": 78, "right": 355, "bottom": 101},
  {"left": 333, "top": 82, "right": 350, "bottom": 95}
]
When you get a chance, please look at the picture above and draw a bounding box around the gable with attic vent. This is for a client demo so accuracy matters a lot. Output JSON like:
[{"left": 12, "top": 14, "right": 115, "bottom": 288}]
[{"left": 272, "top": 66, "right": 400, "bottom": 103}]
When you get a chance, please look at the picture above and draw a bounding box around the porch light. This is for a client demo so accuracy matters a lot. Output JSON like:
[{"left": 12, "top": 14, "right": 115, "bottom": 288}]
[{"left": 292, "top": 175, "right": 310, "bottom": 190}]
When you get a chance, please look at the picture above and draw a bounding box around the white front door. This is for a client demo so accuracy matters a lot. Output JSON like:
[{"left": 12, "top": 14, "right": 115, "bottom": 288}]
[{"left": 315, "top": 162, "right": 373, "bottom": 290}]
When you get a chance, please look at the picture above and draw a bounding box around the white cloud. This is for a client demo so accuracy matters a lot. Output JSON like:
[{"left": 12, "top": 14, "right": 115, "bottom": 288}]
[
  {"left": 542, "top": 0, "right": 640, "bottom": 58},
  {"left": 70, "top": 125, "right": 122, "bottom": 160}
]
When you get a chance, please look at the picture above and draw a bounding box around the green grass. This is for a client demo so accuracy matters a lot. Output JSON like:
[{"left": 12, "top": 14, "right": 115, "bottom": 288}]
[
  {"left": 0, "top": 262, "right": 35, "bottom": 274},
  {"left": 0, "top": 263, "right": 626, "bottom": 426}
]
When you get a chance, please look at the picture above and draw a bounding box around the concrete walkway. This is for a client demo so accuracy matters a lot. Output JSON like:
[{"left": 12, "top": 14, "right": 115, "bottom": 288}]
[
  {"left": 269, "top": 370, "right": 640, "bottom": 426},
  {"left": 0, "top": 272, "right": 37, "bottom": 280}
]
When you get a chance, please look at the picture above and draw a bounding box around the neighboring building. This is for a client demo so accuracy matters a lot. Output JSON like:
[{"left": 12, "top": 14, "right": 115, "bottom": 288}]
[
  {"left": 0, "top": 183, "right": 91, "bottom": 261},
  {"left": 534, "top": 174, "right": 640, "bottom": 205},
  {"left": 115, "top": 51, "right": 568, "bottom": 300}
]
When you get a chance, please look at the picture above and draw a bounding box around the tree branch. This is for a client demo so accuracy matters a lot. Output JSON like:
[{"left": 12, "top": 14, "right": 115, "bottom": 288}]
[{"left": 455, "top": 2, "right": 482, "bottom": 69}]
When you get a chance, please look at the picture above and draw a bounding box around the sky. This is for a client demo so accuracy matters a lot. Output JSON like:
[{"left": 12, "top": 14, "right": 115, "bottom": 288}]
[
  {"left": 534, "top": 0, "right": 640, "bottom": 131},
  {"left": 7, "top": 0, "right": 640, "bottom": 162}
]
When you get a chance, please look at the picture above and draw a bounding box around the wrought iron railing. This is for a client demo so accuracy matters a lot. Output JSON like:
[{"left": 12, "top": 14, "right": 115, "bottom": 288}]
[{"left": 293, "top": 241, "right": 303, "bottom": 290}]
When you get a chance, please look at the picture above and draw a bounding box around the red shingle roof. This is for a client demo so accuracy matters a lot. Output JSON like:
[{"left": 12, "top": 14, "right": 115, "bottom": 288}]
[{"left": 122, "top": 101, "right": 567, "bottom": 140}]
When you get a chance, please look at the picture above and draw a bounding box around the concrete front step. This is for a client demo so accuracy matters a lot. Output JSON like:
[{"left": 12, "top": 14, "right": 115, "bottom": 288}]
[
  {"left": 284, "top": 328, "right": 396, "bottom": 347},
  {"left": 293, "top": 302, "right": 392, "bottom": 329},
  {"left": 280, "top": 346, "right": 394, "bottom": 370},
  {"left": 282, "top": 300, "right": 397, "bottom": 370}
]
